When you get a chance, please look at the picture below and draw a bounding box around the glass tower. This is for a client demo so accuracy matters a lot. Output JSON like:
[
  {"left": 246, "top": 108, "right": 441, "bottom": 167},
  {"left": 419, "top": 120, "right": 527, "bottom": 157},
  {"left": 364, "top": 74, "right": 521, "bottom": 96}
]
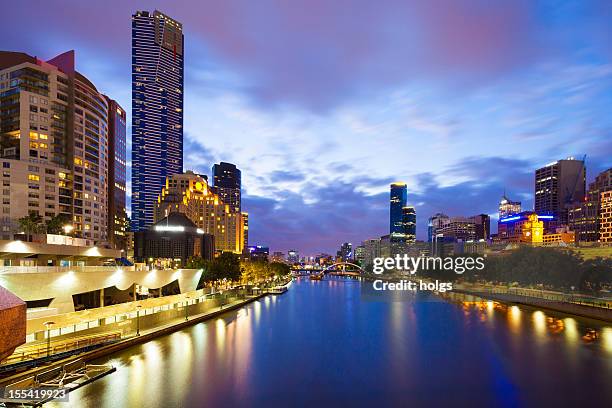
[
  {"left": 212, "top": 162, "right": 241, "bottom": 213},
  {"left": 131, "top": 10, "right": 184, "bottom": 231},
  {"left": 390, "top": 183, "right": 407, "bottom": 242}
]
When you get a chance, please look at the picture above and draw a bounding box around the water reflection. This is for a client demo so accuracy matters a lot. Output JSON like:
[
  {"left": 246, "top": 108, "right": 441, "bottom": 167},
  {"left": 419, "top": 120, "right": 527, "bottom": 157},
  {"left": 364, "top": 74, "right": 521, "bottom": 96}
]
[{"left": 50, "top": 278, "right": 612, "bottom": 407}]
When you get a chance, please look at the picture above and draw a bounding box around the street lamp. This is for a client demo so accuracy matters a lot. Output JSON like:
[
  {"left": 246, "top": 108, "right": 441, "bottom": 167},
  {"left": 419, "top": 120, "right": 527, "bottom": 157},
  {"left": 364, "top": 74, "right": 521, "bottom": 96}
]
[
  {"left": 184, "top": 295, "right": 191, "bottom": 321},
  {"left": 136, "top": 305, "right": 142, "bottom": 336},
  {"left": 43, "top": 321, "right": 55, "bottom": 357}
]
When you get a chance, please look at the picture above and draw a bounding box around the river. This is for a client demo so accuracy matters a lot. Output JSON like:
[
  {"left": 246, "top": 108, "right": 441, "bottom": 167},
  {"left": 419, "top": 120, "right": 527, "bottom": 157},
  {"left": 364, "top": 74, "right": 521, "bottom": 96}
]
[{"left": 49, "top": 277, "right": 612, "bottom": 407}]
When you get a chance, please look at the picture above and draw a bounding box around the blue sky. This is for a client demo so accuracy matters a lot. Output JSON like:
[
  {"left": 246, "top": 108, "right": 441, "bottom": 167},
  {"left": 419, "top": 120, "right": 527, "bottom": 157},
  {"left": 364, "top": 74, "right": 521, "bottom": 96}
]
[{"left": 2, "top": 0, "right": 611, "bottom": 254}]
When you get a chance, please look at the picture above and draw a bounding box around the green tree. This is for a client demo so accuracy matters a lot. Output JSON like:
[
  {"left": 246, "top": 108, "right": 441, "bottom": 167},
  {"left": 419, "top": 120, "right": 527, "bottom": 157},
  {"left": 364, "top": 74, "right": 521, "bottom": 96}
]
[
  {"left": 45, "top": 213, "right": 72, "bottom": 235},
  {"left": 18, "top": 212, "right": 43, "bottom": 240}
]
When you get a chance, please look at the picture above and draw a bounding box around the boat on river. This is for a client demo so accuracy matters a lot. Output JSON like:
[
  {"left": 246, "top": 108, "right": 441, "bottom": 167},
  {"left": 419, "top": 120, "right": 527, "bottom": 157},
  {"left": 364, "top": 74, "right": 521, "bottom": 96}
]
[{"left": 309, "top": 273, "right": 324, "bottom": 281}]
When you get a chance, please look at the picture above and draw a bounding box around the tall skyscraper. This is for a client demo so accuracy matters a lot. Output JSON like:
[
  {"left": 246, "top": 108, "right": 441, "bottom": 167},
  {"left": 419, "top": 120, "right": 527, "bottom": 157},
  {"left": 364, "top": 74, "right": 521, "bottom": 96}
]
[
  {"left": 390, "top": 183, "right": 407, "bottom": 242},
  {"left": 428, "top": 213, "right": 449, "bottom": 242},
  {"left": 212, "top": 162, "right": 241, "bottom": 212},
  {"left": 569, "top": 168, "right": 612, "bottom": 242},
  {"left": 131, "top": 10, "right": 184, "bottom": 231},
  {"left": 104, "top": 97, "right": 127, "bottom": 250},
  {"left": 402, "top": 206, "right": 416, "bottom": 243},
  {"left": 241, "top": 211, "right": 249, "bottom": 247},
  {"left": 469, "top": 214, "right": 490, "bottom": 240},
  {"left": 0, "top": 51, "right": 109, "bottom": 242},
  {"left": 337, "top": 242, "right": 353, "bottom": 261},
  {"left": 535, "top": 158, "right": 585, "bottom": 223}
]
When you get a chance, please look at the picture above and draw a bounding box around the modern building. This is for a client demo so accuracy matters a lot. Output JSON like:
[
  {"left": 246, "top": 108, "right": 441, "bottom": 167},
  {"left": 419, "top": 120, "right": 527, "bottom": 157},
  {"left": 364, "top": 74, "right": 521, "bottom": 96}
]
[
  {"left": 568, "top": 168, "right": 612, "bottom": 242},
  {"left": 435, "top": 217, "right": 476, "bottom": 242},
  {"left": 246, "top": 245, "right": 269, "bottom": 262},
  {"left": 469, "top": 214, "right": 490, "bottom": 241},
  {"left": 499, "top": 194, "right": 521, "bottom": 219},
  {"left": 155, "top": 171, "right": 244, "bottom": 254},
  {"left": 287, "top": 250, "right": 299, "bottom": 264},
  {"left": 104, "top": 97, "right": 127, "bottom": 250},
  {"left": 600, "top": 190, "right": 612, "bottom": 243},
  {"left": 354, "top": 245, "right": 365, "bottom": 265},
  {"left": 131, "top": 10, "right": 184, "bottom": 232},
  {"left": 390, "top": 183, "right": 407, "bottom": 242},
  {"left": 212, "top": 162, "right": 241, "bottom": 213},
  {"left": 337, "top": 242, "right": 353, "bottom": 261},
  {"left": 270, "top": 251, "right": 285, "bottom": 263},
  {"left": 0, "top": 51, "right": 109, "bottom": 242},
  {"left": 535, "top": 158, "right": 585, "bottom": 224},
  {"left": 428, "top": 213, "right": 450, "bottom": 242},
  {"left": 134, "top": 212, "right": 214, "bottom": 268},
  {"left": 402, "top": 206, "right": 416, "bottom": 243}
]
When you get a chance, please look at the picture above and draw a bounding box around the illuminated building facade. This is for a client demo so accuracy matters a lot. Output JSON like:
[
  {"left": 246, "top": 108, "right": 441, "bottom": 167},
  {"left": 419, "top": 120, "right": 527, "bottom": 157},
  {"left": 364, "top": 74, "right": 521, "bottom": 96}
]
[
  {"left": 498, "top": 211, "right": 554, "bottom": 243},
  {"left": 242, "top": 211, "right": 249, "bottom": 247},
  {"left": 402, "top": 206, "right": 416, "bottom": 243},
  {"left": 104, "top": 97, "right": 127, "bottom": 249},
  {"left": 134, "top": 212, "right": 214, "bottom": 267},
  {"left": 428, "top": 213, "right": 449, "bottom": 242},
  {"left": 469, "top": 214, "right": 490, "bottom": 240},
  {"left": 436, "top": 217, "right": 476, "bottom": 242},
  {"left": 535, "top": 158, "right": 585, "bottom": 224},
  {"left": 287, "top": 250, "right": 299, "bottom": 263},
  {"left": 499, "top": 194, "right": 521, "bottom": 218},
  {"left": 247, "top": 245, "right": 269, "bottom": 262},
  {"left": 600, "top": 190, "right": 612, "bottom": 243},
  {"left": 155, "top": 171, "right": 244, "bottom": 254},
  {"left": 568, "top": 168, "right": 612, "bottom": 242},
  {"left": 390, "top": 183, "right": 407, "bottom": 242},
  {"left": 337, "top": 242, "right": 353, "bottom": 261},
  {"left": 131, "top": 10, "right": 184, "bottom": 232},
  {"left": 0, "top": 51, "right": 109, "bottom": 242}
]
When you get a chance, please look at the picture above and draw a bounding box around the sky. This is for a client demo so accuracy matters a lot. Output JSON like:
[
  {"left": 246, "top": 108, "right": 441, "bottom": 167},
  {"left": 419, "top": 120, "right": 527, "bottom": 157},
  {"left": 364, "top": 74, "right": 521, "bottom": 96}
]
[{"left": 2, "top": 0, "right": 611, "bottom": 255}]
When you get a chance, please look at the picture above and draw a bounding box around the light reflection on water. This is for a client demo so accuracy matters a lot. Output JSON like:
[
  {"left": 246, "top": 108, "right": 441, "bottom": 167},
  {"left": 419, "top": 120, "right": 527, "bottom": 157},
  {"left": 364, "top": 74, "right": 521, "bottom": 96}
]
[{"left": 48, "top": 278, "right": 612, "bottom": 407}]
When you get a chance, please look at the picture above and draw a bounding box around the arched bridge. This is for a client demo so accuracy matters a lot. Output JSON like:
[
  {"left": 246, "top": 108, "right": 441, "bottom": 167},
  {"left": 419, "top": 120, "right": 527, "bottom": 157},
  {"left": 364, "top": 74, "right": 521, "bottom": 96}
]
[{"left": 320, "top": 262, "right": 365, "bottom": 277}]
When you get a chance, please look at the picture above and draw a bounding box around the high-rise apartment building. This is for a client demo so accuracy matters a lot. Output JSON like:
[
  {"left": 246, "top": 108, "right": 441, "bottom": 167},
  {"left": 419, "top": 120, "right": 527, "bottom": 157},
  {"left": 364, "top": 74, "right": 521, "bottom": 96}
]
[
  {"left": 390, "top": 183, "right": 407, "bottom": 242},
  {"left": 104, "top": 97, "right": 127, "bottom": 249},
  {"left": 212, "top": 162, "right": 241, "bottom": 213},
  {"left": 0, "top": 51, "right": 109, "bottom": 242},
  {"left": 155, "top": 171, "right": 244, "bottom": 253},
  {"left": 599, "top": 190, "right": 612, "bottom": 243},
  {"left": 131, "top": 10, "right": 184, "bottom": 231},
  {"left": 241, "top": 211, "right": 249, "bottom": 247},
  {"left": 535, "top": 158, "right": 585, "bottom": 223},
  {"left": 568, "top": 168, "right": 612, "bottom": 242},
  {"left": 337, "top": 242, "right": 353, "bottom": 261},
  {"left": 402, "top": 206, "right": 416, "bottom": 243}
]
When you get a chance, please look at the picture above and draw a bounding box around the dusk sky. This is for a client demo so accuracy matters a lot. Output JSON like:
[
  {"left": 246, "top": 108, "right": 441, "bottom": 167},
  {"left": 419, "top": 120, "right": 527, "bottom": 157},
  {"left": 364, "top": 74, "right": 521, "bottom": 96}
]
[{"left": 3, "top": 1, "right": 611, "bottom": 255}]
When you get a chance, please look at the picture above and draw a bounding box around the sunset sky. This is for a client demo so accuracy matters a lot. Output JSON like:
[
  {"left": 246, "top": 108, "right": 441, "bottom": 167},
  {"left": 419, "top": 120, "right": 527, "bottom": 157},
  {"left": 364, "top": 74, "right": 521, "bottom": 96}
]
[{"left": 3, "top": 0, "right": 611, "bottom": 254}]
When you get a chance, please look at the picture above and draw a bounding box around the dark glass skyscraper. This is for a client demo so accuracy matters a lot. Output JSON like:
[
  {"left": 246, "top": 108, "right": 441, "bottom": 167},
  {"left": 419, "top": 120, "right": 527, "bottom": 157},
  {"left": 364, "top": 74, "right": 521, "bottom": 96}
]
[
  {"left": 131, "top": 10, "right": 184, "bottom": 231},
  {"left": 104, "top": 96, "right": 127, "bottom": 249},
  {"left": 390, "top": 183, "right": 407, "bottom": 242},
  {"left": 212, "top": 162, "right": 241, "bottom": 212},
  {"left": 402, "top": 206, "right": 416, "bottom": 243}
]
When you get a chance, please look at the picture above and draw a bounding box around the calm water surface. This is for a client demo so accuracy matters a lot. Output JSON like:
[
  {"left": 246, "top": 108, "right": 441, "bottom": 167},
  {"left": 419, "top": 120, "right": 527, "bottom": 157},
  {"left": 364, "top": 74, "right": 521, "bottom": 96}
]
[{"left": 50, "top": 277, "right": 612, "bottom": 407}]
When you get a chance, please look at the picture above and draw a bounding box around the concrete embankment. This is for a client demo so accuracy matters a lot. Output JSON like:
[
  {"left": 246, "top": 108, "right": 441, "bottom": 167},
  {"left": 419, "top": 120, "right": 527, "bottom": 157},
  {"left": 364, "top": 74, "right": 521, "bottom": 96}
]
[
  {"left": 0, "top": 293, "right": 268, "bottom": 387},
  {"left": 455, "top": 289, "right": 612, "bottom": 323}
]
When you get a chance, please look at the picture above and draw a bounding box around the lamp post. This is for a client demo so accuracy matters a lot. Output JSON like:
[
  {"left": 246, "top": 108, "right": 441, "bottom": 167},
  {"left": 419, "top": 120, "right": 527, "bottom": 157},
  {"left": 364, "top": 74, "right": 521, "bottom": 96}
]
[
  {"left": 184, "top": 296, "right": 191, "bottom": 321},
  {"left": 43, "top": 321, "right": 55, "bottom": 357},
  {"left": 136, "top": 305, "right": 142, "bottom": 336}
]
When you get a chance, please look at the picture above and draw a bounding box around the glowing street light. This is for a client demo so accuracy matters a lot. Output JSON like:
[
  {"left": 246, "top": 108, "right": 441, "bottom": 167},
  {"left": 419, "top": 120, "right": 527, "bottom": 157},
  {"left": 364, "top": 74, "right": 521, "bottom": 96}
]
[
  {"left": 44, "top": 321, "right": 55, "bottom": 357},
  {"left": 63, "top": 224, "right": 74, "bottom": 235}
]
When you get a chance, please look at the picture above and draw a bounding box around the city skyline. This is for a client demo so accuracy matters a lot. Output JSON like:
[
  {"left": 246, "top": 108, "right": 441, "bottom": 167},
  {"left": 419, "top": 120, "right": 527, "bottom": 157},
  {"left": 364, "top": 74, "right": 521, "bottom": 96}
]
[{"left": 3, "top": 1, "right": 611, "bottom": 254}]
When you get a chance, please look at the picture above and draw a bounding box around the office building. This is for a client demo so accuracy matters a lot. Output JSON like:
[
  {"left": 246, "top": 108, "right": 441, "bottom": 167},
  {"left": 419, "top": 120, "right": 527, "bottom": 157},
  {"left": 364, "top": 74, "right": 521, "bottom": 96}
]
[
  {"left": 435, "top": 217, "right": 476, "bottom": 242},
  {"left": 499, "top": 194, "right": 521, "bottom": 218},
  {"left": 337, "top": 242, "right": 352, "bottom": 261},
  {"left": 287, "top": 250, "right": 299, "bottom": 264},
  {"left": 469, "top": 214, "right": 490, "bottom": 241},
  {"left": 0, "top": 51, "right": 109, "bottom": 242},
  {"left": 104, "top": 97, "right": 127, "bottom": 249},
  {"left": 402, "top": 206, "right": 416, "bottom": 243},
  {"left": 155, "top": 171, "right": 244, "bottom": 254},
  {"left": 535, "top": 158, "right": 585, "bottom": 224},
  {"left": 390, "top": 183, "right": 407, "bottom": 242},
  {"left": 568, "top": 168, "right": 612, "bottom": 242},
  {"left": 246, "top": 245, "right": 269, "bottom": 262},
  {"left": 212, "top": 162, "right": 241, "bottom": 212},
  {"left": 134, "top": 212, "right": 214, "bottom": 268},
  {"left": 428, "top": 213, "right": 450, "bottom": 242},
  {"left": 131, "top": 10, "right": 184, "bottom": 231},
  {"left": 600, "top": 190, "right": 612, "bottom": 243}
]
